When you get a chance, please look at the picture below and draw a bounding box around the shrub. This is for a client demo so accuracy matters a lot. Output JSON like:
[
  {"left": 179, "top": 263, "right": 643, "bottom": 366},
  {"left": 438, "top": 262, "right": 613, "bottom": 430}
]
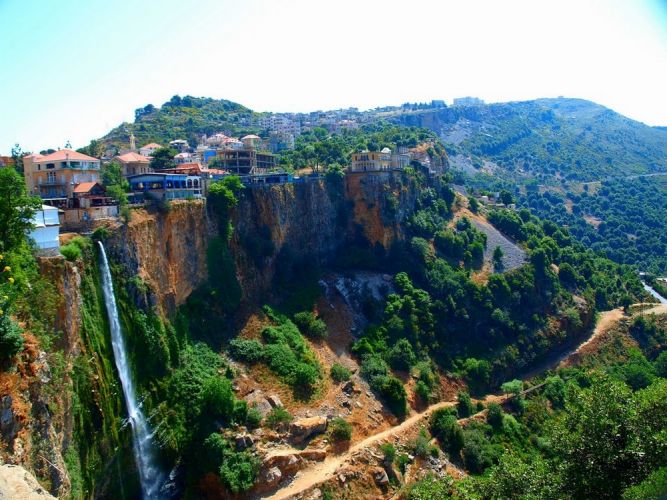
[
  {"left": 0, "top": 315, "right": 24, "bottom": 361},
  {"left": 487, "top": 403, "right": 504, "bottom": 429},
  {"left": 379, "top": 442, "right": 396, "bottom": 463},
  {"left": 293, "top": 362, "right": 319, "bottom": 389},
  {"left": 293, "top": 311, "right": 327, "bottom": 339},
  {"left": 413, "top": 427, "right": 435, "bottom": 458},
  {"left": 228, "top": 338, "right": 264, "bottom": 364},
  {"left": 263, "top": 343, "right": 298, "bottom": 377},
  {"left": 457, "top": 391, "right": 474, "bottom": 418},
  {"left": 60, "top": 242, "right": 82, "bottom": 261},
  {"left": 330, "top": 363, "right": 352, "bottom": 383},
  {"left": 387, "top": 338, "right": 417, "bottom": 371},
  {"left": 430, "top": 409, "right": 464, "bottom": 455},
  {"left": 376, "top": 375, "right": 407, "bottom": 418},
  {"left": 219, "top": 450, "right": 260, "bottom": 494},
  {"left": 361, "top": 354, "right": 389, "bottom": 382},
  {"left": 246, "top": 407, "right": 263, "bottom": 429},
  {"left": 462, "top": 429, "right": 498, "bottom": 474},
  {"left": 265, "top": 407, "right": 292, "bottom": 430},
  {"left": 415, "top": 380, "right": 431, "bottom": 402},
  {"left": 329, "top": 417, "right": 352, "bottom": 442},
  {"left": 407, "top": 474, "right": 453, "bottom": 499}
]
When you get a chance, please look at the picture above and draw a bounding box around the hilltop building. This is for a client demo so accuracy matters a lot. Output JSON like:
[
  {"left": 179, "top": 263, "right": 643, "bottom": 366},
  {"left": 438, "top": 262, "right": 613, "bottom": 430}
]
[
  {"left": 349, "top": 149, "right": 392, "bottom": 172},
  {"left": 453, "top": 97, "right": 485, "bottom": 107},
  {"left": 216, "top": 134, "right": 276, "bottom": 174},
  {"left": 169, "top": 139, "right": 189, "bottom": 153},
  {"left": 115, "top": 152, "right": 153, "bottom": 176},
  {"left": 139, "top": 143, "right": 162, "bottom": 157},
  {"left": 23, "top": 149, "right": 101, "bottom": 202},
  {"left": 127, "top": 173, "right": 203, "bottom": 201},
  {"left": 28, "top": 205, "right": 60, "bottom": 250}
]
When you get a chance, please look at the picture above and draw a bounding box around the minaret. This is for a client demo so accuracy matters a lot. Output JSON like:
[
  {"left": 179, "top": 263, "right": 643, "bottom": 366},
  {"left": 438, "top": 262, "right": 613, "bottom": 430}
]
[{"left": 129, "top": 132, "right": 136, "bottom": 151}]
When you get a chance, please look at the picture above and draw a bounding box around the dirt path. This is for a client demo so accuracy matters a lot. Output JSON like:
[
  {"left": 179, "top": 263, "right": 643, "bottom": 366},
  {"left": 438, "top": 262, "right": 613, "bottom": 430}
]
[{"left": 261, "top": 304, "right": 666, "bottom": 499}]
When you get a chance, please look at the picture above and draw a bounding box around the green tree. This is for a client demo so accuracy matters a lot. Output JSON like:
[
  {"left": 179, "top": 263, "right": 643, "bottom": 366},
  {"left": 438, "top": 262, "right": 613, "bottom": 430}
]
[
  {"left": 150, "top": 147, "right": 178, "bottom": 170},
  {"left": 493, "top": 245, "right": 504, "bottom": 271},
  {"left": 0, "top": 168, "right": 41, "bottom": 252}
]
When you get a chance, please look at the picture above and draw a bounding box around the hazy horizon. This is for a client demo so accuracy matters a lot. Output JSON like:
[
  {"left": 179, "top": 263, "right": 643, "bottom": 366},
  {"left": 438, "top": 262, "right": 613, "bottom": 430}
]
[{"left": 1, "top": 0, "right": 666, "bottom": 154}]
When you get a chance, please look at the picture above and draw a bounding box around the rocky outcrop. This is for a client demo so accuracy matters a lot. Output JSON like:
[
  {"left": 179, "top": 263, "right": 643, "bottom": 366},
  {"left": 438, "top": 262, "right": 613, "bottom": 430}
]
[
  {"left": 0, "top": 464, "right": 55, "bottom": 499},
  {"left": 289, "top": 416, "right": 328, "bottom": 443},
  {"left": 106, "top": 200, "right": 213, "bottom": 315}
]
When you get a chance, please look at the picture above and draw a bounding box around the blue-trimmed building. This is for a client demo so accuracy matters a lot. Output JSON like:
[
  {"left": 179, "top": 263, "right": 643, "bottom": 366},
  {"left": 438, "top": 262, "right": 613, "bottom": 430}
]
[{"left": 127, "top": 173, "right": 203, "bottom": 201}]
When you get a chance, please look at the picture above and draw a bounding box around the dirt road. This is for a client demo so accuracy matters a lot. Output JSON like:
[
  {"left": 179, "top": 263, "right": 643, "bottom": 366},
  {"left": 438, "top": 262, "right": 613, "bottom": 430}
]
[{"left": 262, "top": 303, "right": 667, "bottom": 499}]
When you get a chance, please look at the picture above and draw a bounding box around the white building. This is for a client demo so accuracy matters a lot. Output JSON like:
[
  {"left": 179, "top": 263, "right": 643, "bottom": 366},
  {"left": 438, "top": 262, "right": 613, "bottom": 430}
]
[
  {"left": 139, "top": 143, "right": 162, "bottom": 157},
  {"left": 28, "top": 205, "right": 60, "bottom": 250}
]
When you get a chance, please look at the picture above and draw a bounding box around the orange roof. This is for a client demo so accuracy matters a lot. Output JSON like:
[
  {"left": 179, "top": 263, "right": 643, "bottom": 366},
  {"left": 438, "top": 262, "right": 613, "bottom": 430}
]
[
  {"left": 116, "top": 152, "right": 150, "bottom": 163},
  {"left": 141, "top": 143, "right": 162, "bottom": 149},
  {"left": 73, "top": 181, "right": 103, "bottom": 194},
  {"left": 37, "top": 149, "right": 98, "bottom": 162},
  {"left": 207, "top": 168, "right": 230, "bottom": 175}
]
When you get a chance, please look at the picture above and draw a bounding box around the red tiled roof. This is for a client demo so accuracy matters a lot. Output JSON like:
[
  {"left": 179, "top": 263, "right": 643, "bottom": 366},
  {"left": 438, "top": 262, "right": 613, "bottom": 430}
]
[
  {"left": 140, "top": 143, "right": 162, "bottom": 149},
  {"left": 207, "top": 168, "right": 230, "bottom": 175},
  {"left": 73, "top": 181, "right": 103, "bottom": 194},
  {"left": 116, "top": 152, "right": 150, "bottom": 163},
  {"left": 36, "top": 149, "right": 98, "bottom": 162}
]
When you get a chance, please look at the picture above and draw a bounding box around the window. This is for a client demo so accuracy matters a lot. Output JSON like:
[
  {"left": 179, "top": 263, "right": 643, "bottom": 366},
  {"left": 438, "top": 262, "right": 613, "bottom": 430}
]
[
  {"left": 47, "top": 172, "right": 56, "bottom": 183},
  {"left": 46, "top": 163, "right": 55, "bottom": 169}
]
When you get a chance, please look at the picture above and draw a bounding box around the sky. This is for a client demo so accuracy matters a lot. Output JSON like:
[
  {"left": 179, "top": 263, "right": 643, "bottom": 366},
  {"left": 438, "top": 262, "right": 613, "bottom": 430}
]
[{"left": 1, "top": 0, "right": 666, "bottom": 154}]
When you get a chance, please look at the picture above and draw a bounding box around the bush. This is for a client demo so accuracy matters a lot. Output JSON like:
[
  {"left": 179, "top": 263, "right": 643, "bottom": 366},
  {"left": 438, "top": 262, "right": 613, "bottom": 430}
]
[
  {"left": 246, "top": 407, "right": 263, "bottom": 429},
  {"left": 415, "top": 380, "right": 431, "bottom": 402},
  {"left": 379, "top": 442, "right": 396, "bottom": 463},
  {"left": 294, "top": 362, "right": 319, "bottom": 390},
  {"left": 228, "top": 338, "right": 264, "bottom": 363},
  {"left": 487, "top": 403, "right": 504, "bottom": 429},
  {"left": 265, "top": 407, "right": 292, "bottom": 430},
  {"left": 219, "top": 450, "right": 260, "bottom": 494},
  {"left": 330, "top": 363, "right": 352, "bottom": 383},
  {"left": 430, "top": 409, "right": 464, "bottom": 455},
  {"left": 60, "top": 242, "right": 82, "bottom": 261},
  {"left": 413, "top": 427, "right": 436, "bottom": 458},
  {"left": 462, "top": 429, "right": 498, "bottom": 474},
  {"left": 0, "top": 315, "right": 24, "bottom": 361},
  {"left": 329, "top": 417, "right": 352, "bottom": 442},
  {"left": 407, "top": 474, "right": 453, "bottom": 499},
  {"left": 293, "top": 311, "right": 327, "bottom": 339},
  {"left": 457, "top": 391, "right": 474, "bottom": 418},
  {"left": 376, "top": 375, "right": 408, "bottom": 418},
  {"left": 387, "top": 338, "right": 417, "bottom": 371}
]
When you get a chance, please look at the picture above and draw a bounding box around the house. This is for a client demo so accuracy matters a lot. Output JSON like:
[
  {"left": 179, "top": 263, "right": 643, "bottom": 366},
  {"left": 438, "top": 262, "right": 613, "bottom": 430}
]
[
  {"left": 139, "top": 143, "right": 162, "bottom": 157},
  {"left": 217, "top": 136, "right": 276, "bottom": 174},
  {"left": 23, "top": 149, "right": 101, "bottom": 204},
  {"left": 174, "top": 152, "right": 195, "bottom": 164},
  {"left": 115, "top": 152, "right": 153, "bottom": 176},
  {"left": 169, "top": 139, "right": 189, "bottom": 153},
  {"left": 28, "top": 205, "right": 60, "bottom": 250},
  {"left": 349, "top": 149, "right": 392, "bottom": 172},
  {"left": 127, "top": 173, "right": 203, "bottom": 201}
]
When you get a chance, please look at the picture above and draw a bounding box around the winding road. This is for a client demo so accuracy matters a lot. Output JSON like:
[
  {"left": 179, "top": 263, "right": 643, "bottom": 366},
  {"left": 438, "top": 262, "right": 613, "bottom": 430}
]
[{"left": 261, "top": 302, "right": 667, "bottom": 500}]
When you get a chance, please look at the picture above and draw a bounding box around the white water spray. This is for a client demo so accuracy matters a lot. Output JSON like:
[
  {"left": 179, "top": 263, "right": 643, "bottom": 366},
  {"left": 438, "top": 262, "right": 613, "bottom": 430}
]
[{"left": 98, "top": 241, "right": 163, "bottom": 498}]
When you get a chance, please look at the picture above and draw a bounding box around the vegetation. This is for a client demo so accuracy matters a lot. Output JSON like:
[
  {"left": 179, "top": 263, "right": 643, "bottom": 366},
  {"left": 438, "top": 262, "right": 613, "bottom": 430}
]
[
  {"left": 0, "top": 168, "right": 40, "bottom": 253},
  {"left": 330, "top": 363, "right": 352, "bottom": 383},
  {"left": 328, "top": 417, "right": 352, "bottom": 442}
]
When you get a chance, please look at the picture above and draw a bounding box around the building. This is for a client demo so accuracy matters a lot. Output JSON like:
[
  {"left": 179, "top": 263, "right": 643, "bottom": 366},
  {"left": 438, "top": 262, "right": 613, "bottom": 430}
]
[
  {"left": 28, "top": 205, "right": 60, "bottom": 250},
  {"left": 349, "top": 149, "right": 392, "bottom": 172},
  {"left": 169, "top": 139, "right": 189, "bottom": 153},
  {"left": 23, "top": 149, "right": 101, "bottom": 203},
  {"left": 453, "top": 97, "right": 485, "bottom": 107},
  {"left": 127, "top": 173, "right": 203, "bottom": 201},
  {"left": 217, "top": 149, "right": 276, "bottom": 174},
  {"left": 174, "top": 152, "right": 195, "bottom": 164},
  {"left": 115, "top": 152, "right": 153, "bottom": 176},
  {"left": 139, "top": 143, "right": 162, "bottom": 157}
]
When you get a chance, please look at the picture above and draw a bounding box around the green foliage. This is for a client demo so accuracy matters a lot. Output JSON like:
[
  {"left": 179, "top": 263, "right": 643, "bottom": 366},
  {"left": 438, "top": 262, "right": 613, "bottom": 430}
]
[
  {"left": 406, "top": 474, "right": 454, "bottom": 499},
  {"left": 360, "top": 354, "right": 407, "bottom": 417},
  {"left": 413, "top": 427, "right": 438, "bottom": 459},
  {"left": 0, "top": 168, "right": 41, "bottom": 253},
  {"left": 457, "top": 391, "right": 474, "bottom": 418},
  {"left": 330, "top": 363, "right": 352, "bottom": 383},
  {"left": 379, "top": 442, "right": 396, "bottom": 463},
  {"left": 486, "top": 403, "right": 504, "bottom": 429},
  {"left": 246, "top": 407, "right": 263, "bottom": 429},
  {"left": 387, "top": 338, "right": 417, "bottom": 371},
  {"left": 293, "top": 311, "right": 327, "bottom": 339},
  {"left": 622, "top": 466, "right": 667, "bottom": 500},
  {"left": 329, "top": 417, "right": 352, "bottom": 442},
  {"left": 202, "top": 433, "right": 259, "bottom": 494},
  {"left": 430, "top": 408, "right": 464, "bottom": 455},
  {"left": 149, "top": 147, "right": 178, "bottom": 170},
  {"left": 462, "top": 428, "right": 500, "bottom": 474},
  {"left": 228, "top": 338, "right": 264, "bottom": 363},
  {"left": 0, "top": 314, "right": 24, "bottom": 361},
  {"left": 501, "top": 379, "right": 523, "bottom": 395},
  {"left": 265, "top": 407, "right": 292, "bottom": 430},
  {"left": 60, "top": 237, "right": 91, "bottom": 262}
]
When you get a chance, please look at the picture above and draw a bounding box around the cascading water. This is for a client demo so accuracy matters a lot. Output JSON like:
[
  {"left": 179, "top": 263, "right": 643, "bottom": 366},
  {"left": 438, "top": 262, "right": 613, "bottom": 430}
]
[{"left": 98, "top": 241, "right": 163, "bottom": 498}]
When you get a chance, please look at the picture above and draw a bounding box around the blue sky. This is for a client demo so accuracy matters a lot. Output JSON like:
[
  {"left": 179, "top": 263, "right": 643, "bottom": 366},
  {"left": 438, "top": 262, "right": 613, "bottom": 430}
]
[{"left": 1, "top": 0, "right": 666, "bottom": 154}]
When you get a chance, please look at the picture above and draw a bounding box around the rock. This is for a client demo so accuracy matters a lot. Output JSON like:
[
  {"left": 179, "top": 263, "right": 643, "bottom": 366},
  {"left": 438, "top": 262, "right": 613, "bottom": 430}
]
[
  {"left": 0, "top": 396, "right": 18, "bottom": 444},
  {"left": 235, "top": 433, "right": 253, "bottom": 450},
  {"left": 341, "top": 400, "right": 351, "bottom": 409},
  {"left": 299, "top": 448, "right": 327, "bottom": 462},
  {"left": 355, "top": 402, "right": 363, "bottom": 409},
  {"left": 267, "top": 394, "right": 283, "bottom": 408},
  {"left": 0, "top": 464, "right": 56, "bottom": 499},
  {"left": 263, "top": 467, "right": 282, "bottom": 487},
  {"left": 244, "top": 390, "right": 272, "bottom": 416},
  {"left": 342, "top": 381, "right": 355, "bottom": 395},
  {"left": 289, "top": 416, "right": 327, "bottom": 443},
  {"left": 373, "top": 467, "right": 389, "bottom": 486}
]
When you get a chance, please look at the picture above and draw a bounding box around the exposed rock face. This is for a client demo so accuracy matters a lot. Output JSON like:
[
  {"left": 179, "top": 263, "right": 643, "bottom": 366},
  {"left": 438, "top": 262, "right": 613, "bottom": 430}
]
[
  {"left": 289, "top": 416, "right": 328, "bottom": 443},
  {"left": 0, "top": 464, "right": 55, "bottom": 499},
  {"left": 106, "top": 200, "right": 213, "bottom": 315}
]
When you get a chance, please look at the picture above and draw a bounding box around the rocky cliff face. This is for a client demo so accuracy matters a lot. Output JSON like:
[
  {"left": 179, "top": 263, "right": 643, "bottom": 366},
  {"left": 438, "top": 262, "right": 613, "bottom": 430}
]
[{"left": 106, "top": 200, "right": 214, "bottom": 315}]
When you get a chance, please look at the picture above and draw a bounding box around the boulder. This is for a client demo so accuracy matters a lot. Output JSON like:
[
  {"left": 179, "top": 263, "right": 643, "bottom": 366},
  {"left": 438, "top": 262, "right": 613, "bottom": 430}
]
[
  {"left": 0, "top": 464, "right": 55, "bottom": 499},
  {"left": 263, "top": 467, "right": 282, "bottom": 488},
  {"left": 289, "top": 416, "right": 328, "bottom": 443},
  {"left": 235, "top": 433, "right": 254, "bottom": 450},
  {"left": 267, "top": 394, "right": 283, "bottom": 408},
  {"left": 244, "top": 390, "right": 272, "bottom": 416},
  {"left": 372, "top": 467, "right": 389, "bottom": 486}
]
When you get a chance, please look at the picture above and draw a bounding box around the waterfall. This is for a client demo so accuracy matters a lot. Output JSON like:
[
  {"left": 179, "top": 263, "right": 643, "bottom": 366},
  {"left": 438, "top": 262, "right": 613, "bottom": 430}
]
[{"left": 97, "top": 241, "right": 163, "bottom": 498}]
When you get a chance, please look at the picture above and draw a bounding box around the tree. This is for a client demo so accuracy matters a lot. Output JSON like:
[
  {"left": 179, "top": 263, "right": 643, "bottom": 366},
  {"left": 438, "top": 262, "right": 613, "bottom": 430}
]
[
  {"left": 150, "top": 147, "right": 177, "bottom": 170},
  {"left": 0, "top": 168, "right": 41, "bottom": 253},
  {"left": 493, "top": 246, "right": 504, "bottom": 271},
  {"left": 499, "top": 190, "right": 515, "bottom": 205}
]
